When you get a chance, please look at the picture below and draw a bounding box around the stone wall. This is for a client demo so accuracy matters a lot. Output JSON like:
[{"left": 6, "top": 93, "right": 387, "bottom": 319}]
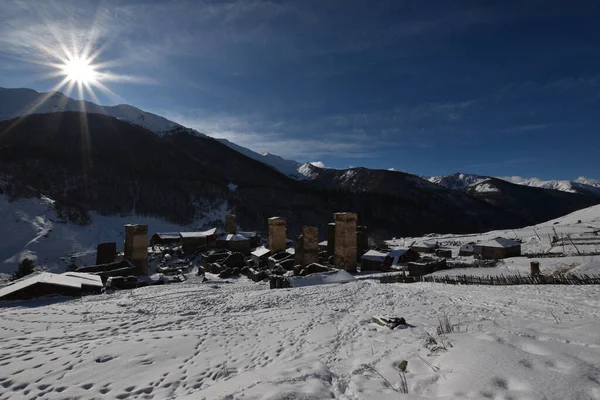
[
  {"left": 334, "top": 213, "right": 357, "bottom": 272},
  {"left": 124, "top": 224, "right": 148, "bottom": 275}
]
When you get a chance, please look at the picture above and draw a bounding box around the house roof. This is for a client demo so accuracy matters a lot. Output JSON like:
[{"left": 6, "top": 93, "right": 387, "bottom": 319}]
[
  {"left": 251, "top": 246, "right": 270, "bottom": 258},
  {"left": 360, "top": 249, "right": 388, "bottom": 262},
  {"left": 61, "top": 272, "right": 104, "bottom": 287},
  {"left": 180, "top": 228, "right": 217, "bottom": 239},
  {"left": 318, "top": 240, "right": 328, "bottom": 246},
  {"left": 388, "top": 247, "right": 413, "bottom": 264},
  {"left": 153, "top": 232, "right": 180, "bottom": 240},
  {"left": 238, "top": 231, "right": 257, "bottom": 238},
  {"left": 220, "top": 233, "right": 249, "bottom": 242},
  {"left": 478, "top": 237, "right": 521, "bottom": 248},
  {"left": 0, "top": 272, "right": 104, "bottom": 300}
]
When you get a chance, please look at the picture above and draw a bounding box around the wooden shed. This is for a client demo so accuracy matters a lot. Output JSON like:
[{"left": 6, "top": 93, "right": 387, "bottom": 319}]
[
  {"left": 360, "top": 249, "right": 390, "bottom": 271},
  {"left": 410, "top": 240, "right": 438, "bottom": 253}
]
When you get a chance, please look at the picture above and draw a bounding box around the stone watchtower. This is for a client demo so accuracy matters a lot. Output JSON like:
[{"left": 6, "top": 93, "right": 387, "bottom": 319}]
[
  {"left": 124, "top": 224, "right": 148, "bottom": 275},
  {"left": 327, "top": 222, "right": 336, "bottom": 255},
  {"left": 225, "top": 214, "right": 237, "bottom": 234},
  {"left": 268, "top": 217, "right": 287, "bottom": 253},
  {"left": 334, "top": 213, "right": 357, "bottom": 272},
  {"left": 295, "top": 226, "right": 318, "bottom": 267}
]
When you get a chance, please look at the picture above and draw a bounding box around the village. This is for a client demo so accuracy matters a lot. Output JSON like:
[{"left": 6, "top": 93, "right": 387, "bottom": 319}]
[
  {"left": 0, "top": 210, "right": 541, "bottom": 302},
  {"left": 1, "top": 206, "right": 600, "bottom": 399}
]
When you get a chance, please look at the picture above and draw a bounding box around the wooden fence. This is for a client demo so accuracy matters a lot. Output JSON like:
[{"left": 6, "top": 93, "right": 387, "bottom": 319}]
[
  {"left": 525, "top": 251, "right": 600, "bottom": 259},
  {"left": 380, "top": 273, "right": 600, "bottom": 285}
]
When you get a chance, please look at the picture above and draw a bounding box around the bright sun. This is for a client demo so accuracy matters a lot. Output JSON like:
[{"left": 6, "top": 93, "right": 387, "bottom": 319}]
[{"left": 62, "top": 57, "right": 97, "bottom": 84}]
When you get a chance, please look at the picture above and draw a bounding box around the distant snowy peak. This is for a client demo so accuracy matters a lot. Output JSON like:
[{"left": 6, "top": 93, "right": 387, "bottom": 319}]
[
  {"left": 500, "top": 176, "right": 600, "bottom": 198},
  {"left": 428, "top": 173, "right": 490, "bottom": 190},
  {"left": 0, "top": 87, "right": 180, "bottom": 134},
  {"left": 297, "top": 162, "right": 322, "bottom": 180}
]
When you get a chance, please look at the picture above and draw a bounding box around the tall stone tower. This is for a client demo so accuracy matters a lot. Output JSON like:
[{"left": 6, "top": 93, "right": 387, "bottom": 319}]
[
  {"left": 356, "top": 225, "right": 369, "bottom": 256},
  {"left": 268, "top": 217, "right": 287, "bottom": 253},
  {"left": 225, "top": 214, "right": 237, "bottom": 234},
  {"left": 295, "top": 226, "right": 318, "bottom": 267},
  {"left": 301, "top": 226, "right": 318, "bottom": 266},
  {"left": 124, "top": 224, "right": 148, "bottom": 275},
  {"left": 334, "top": 213, "right": 357, "bottom": 272},
  {"left": 327, "top": 222, "right": 336, "bottom": 255}
]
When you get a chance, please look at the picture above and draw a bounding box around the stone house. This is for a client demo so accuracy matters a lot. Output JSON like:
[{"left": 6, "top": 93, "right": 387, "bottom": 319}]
[
  {"left": 179, "top": 228, "right": 217, "bottom": 253},
  {"left": 150, "top": 232, "right": 180, "bottom": 247},
  {"left": 475, "top": 238, "right": 521, "bottom": 259},
  {"left": 459, "top": 242, "right": 477, "bottom": 256}
]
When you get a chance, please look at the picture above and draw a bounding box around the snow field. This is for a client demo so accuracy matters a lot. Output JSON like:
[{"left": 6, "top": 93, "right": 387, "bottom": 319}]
[{"left": 1, "top": 274, "right": 600, "bottom": 399}]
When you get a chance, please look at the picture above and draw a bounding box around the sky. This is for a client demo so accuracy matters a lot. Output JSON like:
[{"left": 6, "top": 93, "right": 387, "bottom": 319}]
[{"left": 0, "top": 0, "right": 599, "bottom": 180}]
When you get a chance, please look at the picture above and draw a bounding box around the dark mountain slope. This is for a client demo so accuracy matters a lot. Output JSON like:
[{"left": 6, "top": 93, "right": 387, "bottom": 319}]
[{"left": 0, "top": 112, "right": 585, "bottom": 240}]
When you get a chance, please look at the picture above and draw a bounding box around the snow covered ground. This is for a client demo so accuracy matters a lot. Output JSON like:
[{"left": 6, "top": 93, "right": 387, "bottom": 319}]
[
  {"left": 2, "top": 194, "right": 600, "bottom": 399},
  {"left": 0, "top": 194, "right": 228, "bottom": 277},
  {"left": 1, "top": 272, "right": 600, "bottom": 399}
]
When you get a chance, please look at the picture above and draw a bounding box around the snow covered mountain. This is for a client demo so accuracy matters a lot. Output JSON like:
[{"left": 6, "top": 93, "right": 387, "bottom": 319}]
[
  {"left": 431, "top": 172, "right": 600, "bottom": 199},
  {"left": 428, "top": 173, "right": 490, "bottom": 190},
  {"left": 0, "top": 87, "right": 181, "bottom": 133},
  {"left": 500, "top": 176, "right": 600, "bottom": 197}
]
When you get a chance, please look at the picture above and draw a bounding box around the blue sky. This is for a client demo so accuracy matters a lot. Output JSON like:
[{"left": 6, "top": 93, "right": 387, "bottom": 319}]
[{"left": 0, "top": 0, "right": 599, "bottom": 180}]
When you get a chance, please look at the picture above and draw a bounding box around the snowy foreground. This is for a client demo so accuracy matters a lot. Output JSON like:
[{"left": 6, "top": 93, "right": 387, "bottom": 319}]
[{"left": 1, "top": 274, "right": 600, "bottom": 400}]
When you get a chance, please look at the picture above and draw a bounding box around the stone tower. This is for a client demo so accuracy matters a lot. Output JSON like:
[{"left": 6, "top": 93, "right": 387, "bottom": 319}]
[
  {"left": 124, "top": 224, "right": 148, "bottom": 275},
  {"left": 96, "top": 242, "right": 117, "bottom": 265},
  {"left": 295, "top": 226, "right": 318, "bottom": 267},
  {"left": 334, "top": 213, "right": 357, "bottom": 272},
  {"left": 356, "top": 225, "right": 369, "bottom": 256},
  {"left": 225, "top": 214, "right": 237, "bottom": 234},
  {"left": 327, "top": 222, "right": 336, "bottom": 255},
  {"left": 268, "top": 217, "right": 287, "bottom": 253}
]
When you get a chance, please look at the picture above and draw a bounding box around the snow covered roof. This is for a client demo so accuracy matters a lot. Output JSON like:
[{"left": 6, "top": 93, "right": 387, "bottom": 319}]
[
  {"left": 220, "top": 234, "right": 249, "bottom": 242},
  {"left": 477, "top": 237, "right": 521, "bottom": 248},
  {"left": 180, "top": 228, "right": 217, "bottom": 238},
  {"left": 319, "top": 240, "right": 328, "bottom": 246},
  {"left": 238, "top": 231, "right": 257, "bottom": 238},
  {"left": 153, "top": 232, "right": 180, "bottom": 240},
  {"left": 61, "top": 272, "right": 104, "bottom": 288},
  {"left": 251, "top": 246, "right": 270, "bottom": 258},
  {"left": 360, "top": 249, "right": 388, "bottom": 262},
  {"left": 286, "top": 247, "right": 295, "bottom": 255},
  {"left": 387, "top": 247, "right": 412, "bottom": 264},
  {"left": 0, "top": 272, "right": 103, "bottom": 300}
]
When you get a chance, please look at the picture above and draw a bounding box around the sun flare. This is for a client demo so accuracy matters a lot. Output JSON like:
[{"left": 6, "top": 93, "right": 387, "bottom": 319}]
[{"left": 62, "top": 57, "right": 97, "bottom": 84}]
